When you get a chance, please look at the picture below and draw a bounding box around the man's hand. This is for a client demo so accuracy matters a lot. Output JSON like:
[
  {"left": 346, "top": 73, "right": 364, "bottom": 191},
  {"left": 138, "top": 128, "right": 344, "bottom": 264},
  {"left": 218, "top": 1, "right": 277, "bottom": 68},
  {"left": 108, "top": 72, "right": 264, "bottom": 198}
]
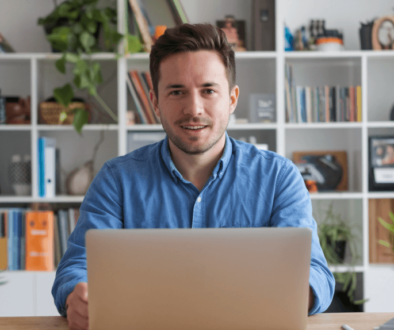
[{"left": 66, "top": 282, "right": 89, "bottom": 330}]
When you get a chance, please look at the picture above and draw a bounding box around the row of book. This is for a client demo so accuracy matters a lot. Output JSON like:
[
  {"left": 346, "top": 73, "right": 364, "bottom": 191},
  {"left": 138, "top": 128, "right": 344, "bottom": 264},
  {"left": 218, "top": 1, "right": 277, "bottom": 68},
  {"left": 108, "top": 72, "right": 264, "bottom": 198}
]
[
  {"left": 127, "top": 70, "right": 161, "bottom": 124},
  {"left": 285, "top": 63, "right": 362, "bottom": 123},
  {"left": 0, "top": 208, "right": 79, "bottom": 271}
]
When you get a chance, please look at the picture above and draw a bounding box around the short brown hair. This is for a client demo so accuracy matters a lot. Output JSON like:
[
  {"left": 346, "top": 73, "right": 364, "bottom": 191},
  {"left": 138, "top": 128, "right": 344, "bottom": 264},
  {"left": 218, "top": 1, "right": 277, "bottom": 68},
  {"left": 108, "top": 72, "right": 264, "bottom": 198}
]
[{"left": 149, "top": 23, "right": 236, "bottom": 98}]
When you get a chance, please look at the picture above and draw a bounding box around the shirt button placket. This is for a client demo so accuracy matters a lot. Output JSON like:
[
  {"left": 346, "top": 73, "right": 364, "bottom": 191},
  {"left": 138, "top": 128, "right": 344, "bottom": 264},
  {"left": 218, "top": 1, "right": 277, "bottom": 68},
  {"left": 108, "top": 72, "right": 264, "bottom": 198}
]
[{"left": 192, "top": 195, "right": 203, "bottom": 228}]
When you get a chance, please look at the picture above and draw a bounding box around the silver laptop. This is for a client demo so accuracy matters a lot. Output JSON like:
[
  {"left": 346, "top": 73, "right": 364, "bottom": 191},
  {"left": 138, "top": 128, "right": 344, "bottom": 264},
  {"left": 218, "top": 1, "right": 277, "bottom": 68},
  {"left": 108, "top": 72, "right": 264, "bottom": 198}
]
[{"left": 86, "top": 227, "right": 312, "bottom": 330}]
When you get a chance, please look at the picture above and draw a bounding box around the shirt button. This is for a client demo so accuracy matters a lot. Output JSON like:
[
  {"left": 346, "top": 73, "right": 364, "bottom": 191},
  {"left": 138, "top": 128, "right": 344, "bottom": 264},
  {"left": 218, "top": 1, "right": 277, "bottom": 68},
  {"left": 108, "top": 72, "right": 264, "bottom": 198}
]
[{"left": 197, "top": 197, "right": 202, "bottom": 203}]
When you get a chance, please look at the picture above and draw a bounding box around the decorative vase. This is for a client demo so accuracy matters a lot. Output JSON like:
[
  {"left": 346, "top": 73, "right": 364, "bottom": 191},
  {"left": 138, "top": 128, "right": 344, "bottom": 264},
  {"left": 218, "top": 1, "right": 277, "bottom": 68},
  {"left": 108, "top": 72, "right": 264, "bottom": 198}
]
[{"left": 9, "top": 154, "right": 31, "bottom": 196}]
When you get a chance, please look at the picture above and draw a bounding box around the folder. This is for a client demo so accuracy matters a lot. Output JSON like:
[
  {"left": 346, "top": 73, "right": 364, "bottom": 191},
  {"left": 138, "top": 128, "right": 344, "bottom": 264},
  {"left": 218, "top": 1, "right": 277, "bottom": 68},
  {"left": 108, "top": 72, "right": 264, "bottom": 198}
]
[
  {"left": 25, "top": 211, "right": 54, "bottom": 271},
  {"left": 38, "top": 137, "right": 56, "bottom": 198}
]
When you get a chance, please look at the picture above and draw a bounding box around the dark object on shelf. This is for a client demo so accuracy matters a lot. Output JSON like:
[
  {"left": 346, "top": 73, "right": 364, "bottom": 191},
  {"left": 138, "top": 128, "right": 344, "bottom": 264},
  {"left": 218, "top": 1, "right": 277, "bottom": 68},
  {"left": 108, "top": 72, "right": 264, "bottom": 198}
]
[
  {"left": 293, "top": 151, "right": 348, "bottom": 191},
  {"left": 369, "top": 136, "right": 394, "bottom": 191},
  {"left": 390, "top": 103, "right": 394, "bottom": 120},
  {"left": 39, "top": 97, "right": 91, "bottom": 125},
  {"left": 0, "top": 33, "right": 15, "bottom": 53},
  {"left": 5, "top": 96, "right": 31, "bottom": 124},
  {"left": 359, "top": 20, "right": 374, "bottom": 50},
  {"left": 0, "top": 89, "right": 5, "bottom": 124},
  {"left": 251, "top": 0, "right": 275, "bottom": 51},
  {"left": 217, "top": 16, "right": 247, "bottom": 51}
]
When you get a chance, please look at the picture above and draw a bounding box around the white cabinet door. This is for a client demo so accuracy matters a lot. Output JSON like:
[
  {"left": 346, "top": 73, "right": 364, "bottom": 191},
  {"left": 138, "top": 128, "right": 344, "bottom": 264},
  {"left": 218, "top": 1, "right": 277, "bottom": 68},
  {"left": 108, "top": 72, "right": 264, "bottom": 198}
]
[
  {"left": 35, "top": 271, "right": 59, "bottom": 316},
  {"left": 365, "top": 267, "right": 394, "bottom": 312},
  {"left": 0, "top": 271, "right": 35, "bottom": 316}
]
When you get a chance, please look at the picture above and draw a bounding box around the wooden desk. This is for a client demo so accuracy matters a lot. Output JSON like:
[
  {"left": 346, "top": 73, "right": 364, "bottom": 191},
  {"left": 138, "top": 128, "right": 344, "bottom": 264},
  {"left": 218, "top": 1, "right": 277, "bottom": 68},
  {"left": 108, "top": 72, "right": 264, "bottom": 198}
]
[{"left": 0, "top": 313, "right": 393, "bottom": 330}]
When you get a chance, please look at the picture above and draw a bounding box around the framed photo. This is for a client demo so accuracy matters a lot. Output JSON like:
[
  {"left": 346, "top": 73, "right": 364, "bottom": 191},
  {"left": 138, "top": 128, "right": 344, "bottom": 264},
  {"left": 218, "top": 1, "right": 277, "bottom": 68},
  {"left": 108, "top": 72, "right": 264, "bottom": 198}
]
[
  {"left": 369, "top": 136, "right": 394, "bottom": 191},
  {"left": 249, "top": 94, "right": 276, "bottom": 123},
  {"left": 216, "top": 16, "right": 247, "bottom": 51},
  {"left": 293, "top": 151, "right": 348, "bottom": 191}
]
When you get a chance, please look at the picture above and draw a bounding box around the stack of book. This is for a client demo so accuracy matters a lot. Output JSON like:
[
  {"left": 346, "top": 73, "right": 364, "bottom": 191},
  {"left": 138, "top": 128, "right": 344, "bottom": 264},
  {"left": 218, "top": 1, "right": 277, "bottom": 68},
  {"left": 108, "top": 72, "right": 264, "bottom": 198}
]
[
  {"left": 127, "top": 70, "right": 160, "bottom": 124},
  {"left": 285, "top": 63, "right": 362, "bottom": 123},
  {"left": 0, "top": 208, "right": 79, "bottom": 271}
]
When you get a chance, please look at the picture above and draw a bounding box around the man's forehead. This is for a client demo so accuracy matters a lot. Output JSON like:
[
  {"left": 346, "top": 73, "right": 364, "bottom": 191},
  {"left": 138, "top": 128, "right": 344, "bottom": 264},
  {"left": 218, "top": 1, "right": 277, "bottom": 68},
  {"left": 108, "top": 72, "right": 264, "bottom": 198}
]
[{"left": 158, "top": 50, "right": 227, "bottom": 85}]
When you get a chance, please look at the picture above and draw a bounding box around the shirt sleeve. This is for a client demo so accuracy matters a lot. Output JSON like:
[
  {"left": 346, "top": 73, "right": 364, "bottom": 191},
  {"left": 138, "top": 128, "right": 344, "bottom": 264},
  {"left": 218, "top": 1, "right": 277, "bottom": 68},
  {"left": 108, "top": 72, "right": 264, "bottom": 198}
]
[
  {"left": 51, "top": 162, "right": 124, "bottom": 316},
  {"left": 270, "top": 160, "right": 335, "bottom": 315}
]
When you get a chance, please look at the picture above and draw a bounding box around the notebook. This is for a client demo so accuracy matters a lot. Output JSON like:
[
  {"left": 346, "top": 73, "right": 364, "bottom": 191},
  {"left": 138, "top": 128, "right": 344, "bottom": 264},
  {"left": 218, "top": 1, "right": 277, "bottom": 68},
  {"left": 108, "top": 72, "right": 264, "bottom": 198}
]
[{"left": 86, "top": 227, "right": 312, "bottom": 330}]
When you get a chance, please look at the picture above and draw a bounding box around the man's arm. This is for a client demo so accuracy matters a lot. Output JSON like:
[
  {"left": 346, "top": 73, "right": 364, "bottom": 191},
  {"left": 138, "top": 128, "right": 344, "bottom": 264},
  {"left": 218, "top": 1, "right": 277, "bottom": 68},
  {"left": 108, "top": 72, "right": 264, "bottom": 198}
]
[
  {"left": 52, "top": 162, "right": 123, "bottom": 317},
  {"left": 270, "top": 160, "right": 335, "bottom": 315}
]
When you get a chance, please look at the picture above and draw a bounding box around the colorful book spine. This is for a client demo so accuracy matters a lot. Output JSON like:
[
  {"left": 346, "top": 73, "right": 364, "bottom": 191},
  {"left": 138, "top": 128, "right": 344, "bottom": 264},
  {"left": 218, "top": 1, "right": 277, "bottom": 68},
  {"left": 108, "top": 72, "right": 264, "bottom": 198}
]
[
  {"left": 356, "top": 85, "right": 362, "bottom": 122},
  {"left": 0, "top": 212, "right": 7, "bottom": 270}
]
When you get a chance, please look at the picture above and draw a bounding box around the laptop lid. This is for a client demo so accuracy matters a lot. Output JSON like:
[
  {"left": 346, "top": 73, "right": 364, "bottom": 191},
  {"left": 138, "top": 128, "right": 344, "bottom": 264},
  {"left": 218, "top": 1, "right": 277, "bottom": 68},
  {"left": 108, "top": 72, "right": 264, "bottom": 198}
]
[{"left": 86, "top": 227, "right": 312, "bottom": 330}]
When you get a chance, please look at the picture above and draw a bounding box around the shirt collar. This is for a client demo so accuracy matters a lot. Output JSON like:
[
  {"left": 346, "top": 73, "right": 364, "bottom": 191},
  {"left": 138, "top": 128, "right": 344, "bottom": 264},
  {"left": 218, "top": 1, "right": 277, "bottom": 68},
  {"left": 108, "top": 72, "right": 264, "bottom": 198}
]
[{"left": 160, "top": 132, "right": 233, "bottom": 183}]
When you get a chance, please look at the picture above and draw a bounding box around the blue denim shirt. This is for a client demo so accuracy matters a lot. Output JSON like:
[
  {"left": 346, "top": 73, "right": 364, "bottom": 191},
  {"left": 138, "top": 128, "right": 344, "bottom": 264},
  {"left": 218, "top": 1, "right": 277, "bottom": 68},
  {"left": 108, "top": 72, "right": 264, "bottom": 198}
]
[{"left": 52, "top": 133, "right": 335, "bottom": 316}]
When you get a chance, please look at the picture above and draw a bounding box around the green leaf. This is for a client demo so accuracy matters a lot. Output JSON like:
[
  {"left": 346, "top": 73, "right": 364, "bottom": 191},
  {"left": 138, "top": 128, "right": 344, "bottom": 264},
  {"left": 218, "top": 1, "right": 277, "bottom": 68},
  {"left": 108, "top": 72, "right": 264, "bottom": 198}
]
[
  {"left": 47, "top": 26, "right": 72, "bottom": 52},
  {"left": 389, "top": 211, "right": 394, "bottom": 224},
  {"left": 127, "top": 34, "right": 142, "bottom": 53},
  {"left": 378, "top": 217, "right": 394, "bottom": 234},
  {"left": 59, "top": 111, "right": 68, "bottom": 123},
  {"left": 88, "top": 85, "right": 97, "bottom": 96},
  {"left": 55, "top": 56, "right": 66, "bottom": 74},
  {"left": 73, "top": 108, "right": 89, "bottom": 133},
  {"left": 73, "top": 59, "right": 88, "bottom": 76},
  {"left": 65, "top": 52, "right": 79, "bottom": 63},
  {"left": 54, "top": 83, "right": 74, "bottom": 107},
  {"left": 73, "top": 22, "right": 84, "bottom": 35},
  {"left": 79, "top": 31, "right": 95, "bottom": 53},
  {"left": 89, "top": 62, "right": 102, "bottom": 85},
  {"left": 379, "top": 239, "right": 391, "bottom": 248},
  {"left": 73, "top": 74, "right": 90, "bottom": 89}
]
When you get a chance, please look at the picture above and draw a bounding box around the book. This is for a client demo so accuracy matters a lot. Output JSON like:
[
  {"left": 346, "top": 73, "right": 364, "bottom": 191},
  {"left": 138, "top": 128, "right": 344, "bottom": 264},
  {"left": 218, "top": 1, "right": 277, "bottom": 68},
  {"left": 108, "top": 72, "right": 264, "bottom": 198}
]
[
  {"left": 349, "top": 86, "right": 355, "bottom": 122},
  {"left": 58, "top": 210, "right": 69, "bottom": 257},
  {"left": 137, "top": 71, "right": 160, "bottom": 123},
  {"left": 25, "top": 211, "right": 54, "bottom": 271},
  {"left": 324, "top": 86, "right": 330, "bottom": 122},
  {"left": 53, "top": 214, "right": 61, "bottom": 268},
  {"left": 0, "top": 212, "right": 7, "bottom": 270},
  {"left": 305, "top": 86, "right": 312, "bottom": 123},
  {"left": 126, "top": 72, "right": 148, "bottom": 124},
  {"left": 129, "top": 70, "right": 156, "bottom": 124},
  {"left": 128, "top": 0, "right": 153, "bottom": 52},
  {"left": 356, "top": 85, "right": 362, "bottom": 122}
]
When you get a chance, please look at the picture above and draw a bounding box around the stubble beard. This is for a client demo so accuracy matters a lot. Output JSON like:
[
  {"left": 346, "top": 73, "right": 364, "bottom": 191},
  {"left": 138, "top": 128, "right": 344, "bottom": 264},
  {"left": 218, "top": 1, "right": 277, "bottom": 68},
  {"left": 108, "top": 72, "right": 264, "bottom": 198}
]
[{"left": 160, "top": 111, "right": 229, "bottom": 156}]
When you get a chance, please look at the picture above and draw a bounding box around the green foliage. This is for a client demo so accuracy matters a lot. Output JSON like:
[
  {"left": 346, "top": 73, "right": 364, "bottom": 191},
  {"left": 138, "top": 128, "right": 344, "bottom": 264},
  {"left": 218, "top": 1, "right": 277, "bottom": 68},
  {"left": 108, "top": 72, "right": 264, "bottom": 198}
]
[
  {"left": 316, "top": 203, "right": 365, "bottom": 305},
  {"left": 38, "top": 0, "right": 140, "bottom": 132},
  {"left": 378, "top": 212, "right": 394, "bottom": 253}
]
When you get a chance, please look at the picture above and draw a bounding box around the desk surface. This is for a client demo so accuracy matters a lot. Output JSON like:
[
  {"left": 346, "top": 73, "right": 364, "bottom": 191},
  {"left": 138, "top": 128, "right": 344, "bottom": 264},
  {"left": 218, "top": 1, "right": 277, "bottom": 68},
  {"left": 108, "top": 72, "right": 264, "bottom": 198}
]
[{"left": 0, "top": 313, "right": 393, "bottom": 330}]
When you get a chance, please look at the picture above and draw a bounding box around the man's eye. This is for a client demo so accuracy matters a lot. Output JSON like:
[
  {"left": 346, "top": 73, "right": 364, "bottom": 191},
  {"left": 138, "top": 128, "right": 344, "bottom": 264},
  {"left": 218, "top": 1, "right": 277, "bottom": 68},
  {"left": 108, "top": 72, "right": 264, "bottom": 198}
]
[
  {"left": 204, "top": 89, "right": 215, "bottom": 94},
  {"left": 170, "top": 90, "right": 182, "bottom": 95}
]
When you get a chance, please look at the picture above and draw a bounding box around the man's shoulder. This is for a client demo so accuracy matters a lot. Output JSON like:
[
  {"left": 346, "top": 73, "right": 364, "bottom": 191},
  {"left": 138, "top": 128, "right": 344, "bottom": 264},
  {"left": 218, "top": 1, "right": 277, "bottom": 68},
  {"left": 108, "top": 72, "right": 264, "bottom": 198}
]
[
  {"left": 105, "top": 140, "right": 163, "bottom": 170},
  {"left": 231, "top": 138, "right": 292, "bottom": 169}
]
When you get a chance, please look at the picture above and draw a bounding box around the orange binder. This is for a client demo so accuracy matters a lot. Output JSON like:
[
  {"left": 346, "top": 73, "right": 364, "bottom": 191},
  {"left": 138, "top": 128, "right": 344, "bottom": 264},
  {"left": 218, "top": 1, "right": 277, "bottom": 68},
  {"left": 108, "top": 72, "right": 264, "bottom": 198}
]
[{"left": 25, "top": 211, "right": 54, "bottom": 271}]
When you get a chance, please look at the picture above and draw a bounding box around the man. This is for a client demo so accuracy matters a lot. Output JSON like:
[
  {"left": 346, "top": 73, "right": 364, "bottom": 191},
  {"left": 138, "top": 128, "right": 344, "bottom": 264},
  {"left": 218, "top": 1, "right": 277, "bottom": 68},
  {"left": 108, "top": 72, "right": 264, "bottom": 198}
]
[{"left": 52, "top": 24, "right": 335, "bottom": 330}]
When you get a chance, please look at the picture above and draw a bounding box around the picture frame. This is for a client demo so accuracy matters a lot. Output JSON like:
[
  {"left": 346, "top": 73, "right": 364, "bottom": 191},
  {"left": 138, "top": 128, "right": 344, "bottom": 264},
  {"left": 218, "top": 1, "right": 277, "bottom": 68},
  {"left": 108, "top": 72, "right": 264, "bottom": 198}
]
[
  {"left": 293, "top": 151, "right": 348, "bottom": 191},
  {"left": 369, "top": 136, "right": 394, "bottom": 191},
  {"left": 216, "top": 16, "right": 247, "bottom": 51},
  {"left": 249, "top": 93, "right": 276, "bottom": 123}
]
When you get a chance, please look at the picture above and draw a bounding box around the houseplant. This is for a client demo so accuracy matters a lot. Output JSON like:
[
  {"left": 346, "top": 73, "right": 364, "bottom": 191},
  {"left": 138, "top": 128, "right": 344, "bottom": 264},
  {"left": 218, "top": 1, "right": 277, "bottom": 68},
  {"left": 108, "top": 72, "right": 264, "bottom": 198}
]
[
  {"left": 316, "top": 203, "right": 364, "bottom": 306},
  {"left": 38, "top": 0, "right": 141, "bottom": 133},
  {"left": 378, "top": 211, "right": 394, "bottom": 255}
]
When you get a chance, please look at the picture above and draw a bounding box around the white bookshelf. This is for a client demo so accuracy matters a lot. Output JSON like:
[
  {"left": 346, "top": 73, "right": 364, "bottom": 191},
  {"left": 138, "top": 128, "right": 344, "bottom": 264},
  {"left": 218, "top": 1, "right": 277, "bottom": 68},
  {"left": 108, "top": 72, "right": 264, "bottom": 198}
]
[{"left": 0, "top": 0, "right": 393, "bottom": 316}]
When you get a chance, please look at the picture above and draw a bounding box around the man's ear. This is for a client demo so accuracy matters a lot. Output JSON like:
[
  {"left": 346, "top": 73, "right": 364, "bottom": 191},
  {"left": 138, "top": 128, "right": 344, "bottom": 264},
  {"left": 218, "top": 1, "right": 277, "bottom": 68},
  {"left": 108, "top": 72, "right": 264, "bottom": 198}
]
[
  {"left": 150, "top": 89, "right": 160, "bottom": 118},
  {"left": 229, "top": 85, "right": 239, "bottom": 114}
]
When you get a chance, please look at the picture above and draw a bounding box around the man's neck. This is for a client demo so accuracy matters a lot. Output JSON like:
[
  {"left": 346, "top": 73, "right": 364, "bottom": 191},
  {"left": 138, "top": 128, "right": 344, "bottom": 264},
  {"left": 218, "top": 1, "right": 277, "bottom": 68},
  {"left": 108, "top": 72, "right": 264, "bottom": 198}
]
[{"left": 169, "top": 137, "right": 226, "bottom": 191}]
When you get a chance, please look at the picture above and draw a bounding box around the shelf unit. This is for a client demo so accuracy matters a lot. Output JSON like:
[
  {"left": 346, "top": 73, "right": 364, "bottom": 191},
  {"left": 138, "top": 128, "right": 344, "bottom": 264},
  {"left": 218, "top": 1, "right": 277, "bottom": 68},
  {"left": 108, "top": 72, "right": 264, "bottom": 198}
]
[{"left": 0, "top": 0, "right": 394, "bottom": 316}]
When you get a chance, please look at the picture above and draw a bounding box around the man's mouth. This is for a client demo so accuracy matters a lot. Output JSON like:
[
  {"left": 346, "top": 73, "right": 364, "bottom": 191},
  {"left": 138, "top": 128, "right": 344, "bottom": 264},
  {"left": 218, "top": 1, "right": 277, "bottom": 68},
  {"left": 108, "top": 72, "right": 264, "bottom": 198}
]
[{"left": 181, "top": 125, "right": 207, "bottom": 130}]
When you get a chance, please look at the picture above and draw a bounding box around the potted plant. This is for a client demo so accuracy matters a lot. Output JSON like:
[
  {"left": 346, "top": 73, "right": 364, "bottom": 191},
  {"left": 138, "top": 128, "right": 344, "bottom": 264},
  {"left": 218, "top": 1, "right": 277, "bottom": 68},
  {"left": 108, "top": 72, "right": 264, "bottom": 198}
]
[
  {"left": 316, "top": 203, "right": 365, "bottom": 307},
  {"left": 378, "top": 211, "right": 394, "bottom": 256},
  {"left": 37, "top": 0, "right": 141, "bottom": 133}
]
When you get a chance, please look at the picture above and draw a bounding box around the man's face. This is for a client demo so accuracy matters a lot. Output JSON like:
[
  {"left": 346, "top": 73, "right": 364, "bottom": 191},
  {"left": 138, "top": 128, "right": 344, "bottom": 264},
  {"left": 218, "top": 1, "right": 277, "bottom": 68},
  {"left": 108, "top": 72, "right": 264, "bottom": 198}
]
[{"left": 151, "top": 50, "right": 239, "bottom": 155}]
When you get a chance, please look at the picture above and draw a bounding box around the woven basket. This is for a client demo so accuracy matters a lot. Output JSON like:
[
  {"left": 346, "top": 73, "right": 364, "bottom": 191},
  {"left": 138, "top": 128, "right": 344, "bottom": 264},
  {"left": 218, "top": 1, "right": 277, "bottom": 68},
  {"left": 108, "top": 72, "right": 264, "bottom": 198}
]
[{"left": 39, "top": 102, "right": 91, "bottom": 125}]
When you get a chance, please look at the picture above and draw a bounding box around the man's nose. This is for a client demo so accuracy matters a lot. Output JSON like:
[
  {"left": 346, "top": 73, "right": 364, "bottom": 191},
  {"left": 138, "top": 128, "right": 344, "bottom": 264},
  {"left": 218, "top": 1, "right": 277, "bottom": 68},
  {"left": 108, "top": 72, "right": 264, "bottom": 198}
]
[{"left": 183, "top": 91, "right": 204, "bottom": 117}]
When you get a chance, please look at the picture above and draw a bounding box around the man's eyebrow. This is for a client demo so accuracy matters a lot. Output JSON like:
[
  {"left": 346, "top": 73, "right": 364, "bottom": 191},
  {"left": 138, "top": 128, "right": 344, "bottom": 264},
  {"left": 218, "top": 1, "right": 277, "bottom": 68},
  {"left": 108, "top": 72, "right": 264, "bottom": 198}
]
[
  {"left": 165, "top": 82, "right": 220, "bottom": 89},
  {"left": 165, "top": 84, "right": 185, "bottom": 89}
]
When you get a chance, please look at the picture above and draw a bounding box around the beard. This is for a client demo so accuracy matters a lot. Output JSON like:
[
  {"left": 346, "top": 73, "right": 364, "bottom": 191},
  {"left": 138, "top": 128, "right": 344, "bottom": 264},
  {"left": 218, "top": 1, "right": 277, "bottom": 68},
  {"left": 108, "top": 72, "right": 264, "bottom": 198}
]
[{"left": 159, "top": 111, "right": 229, "bottom": 156}]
